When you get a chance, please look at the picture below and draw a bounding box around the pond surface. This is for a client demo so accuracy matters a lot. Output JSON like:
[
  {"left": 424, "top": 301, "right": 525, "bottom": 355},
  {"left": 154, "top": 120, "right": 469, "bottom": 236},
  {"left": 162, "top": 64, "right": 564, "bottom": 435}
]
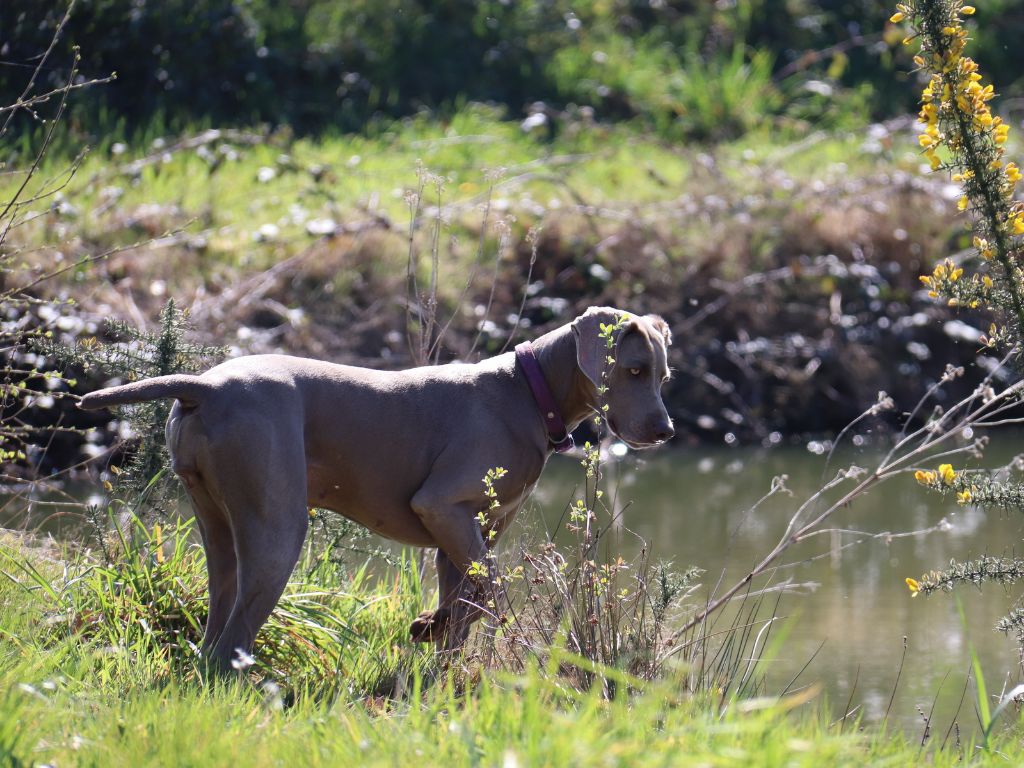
[
  {"left": 532, "top": 440, "right": 1024, "bottom": 735},
  {"left": 5, "top": 438, "right": 1024, "bottom": 735}
]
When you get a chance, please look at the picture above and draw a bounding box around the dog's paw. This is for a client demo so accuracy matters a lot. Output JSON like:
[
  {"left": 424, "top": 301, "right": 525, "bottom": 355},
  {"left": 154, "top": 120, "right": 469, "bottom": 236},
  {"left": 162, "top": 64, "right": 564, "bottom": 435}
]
[{"left": 409, "top": 608, "right": 450, "bottom": 643}]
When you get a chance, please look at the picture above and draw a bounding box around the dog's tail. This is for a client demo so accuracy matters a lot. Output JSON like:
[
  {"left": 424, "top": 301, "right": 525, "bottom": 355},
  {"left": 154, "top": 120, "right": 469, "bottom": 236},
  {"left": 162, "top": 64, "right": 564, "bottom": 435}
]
[{"left": 78, "top": 374, "right": 212, "bottom": 410}]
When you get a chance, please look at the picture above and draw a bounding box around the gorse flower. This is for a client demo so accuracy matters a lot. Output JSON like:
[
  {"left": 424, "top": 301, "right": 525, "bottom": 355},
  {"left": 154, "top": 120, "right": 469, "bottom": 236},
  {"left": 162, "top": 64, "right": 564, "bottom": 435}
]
[
  {"left": 914, "top": 469, "right": 937, "bottom": 484},
  {"left": 895, "top": 0, "right": 1024, "bottom": 341},
  {"left": 938, "top": 462, "right": 956, "bottom": 485},
  {"left": 915, "top": 463, "right": 957, "bottom": 487}
]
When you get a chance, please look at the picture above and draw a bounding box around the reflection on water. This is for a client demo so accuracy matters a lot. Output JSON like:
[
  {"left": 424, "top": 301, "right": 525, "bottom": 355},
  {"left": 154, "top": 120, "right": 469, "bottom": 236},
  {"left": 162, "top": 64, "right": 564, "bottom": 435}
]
[
  {"left": 532, "top": 443, "right": 1024, "bottom": 733},
  {"left": 5, "top": 440, "right": 1024, "bottom": 733}
]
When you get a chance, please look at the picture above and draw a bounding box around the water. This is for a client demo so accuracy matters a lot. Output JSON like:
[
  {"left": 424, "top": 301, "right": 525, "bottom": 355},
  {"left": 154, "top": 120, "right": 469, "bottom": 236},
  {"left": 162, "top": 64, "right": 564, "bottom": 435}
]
[
  {"left": 6, "top": 440, "right": 1024, "bottom": 734},
  {"left": 533, "top": 442, "right": 1024, "bottom": 734}
]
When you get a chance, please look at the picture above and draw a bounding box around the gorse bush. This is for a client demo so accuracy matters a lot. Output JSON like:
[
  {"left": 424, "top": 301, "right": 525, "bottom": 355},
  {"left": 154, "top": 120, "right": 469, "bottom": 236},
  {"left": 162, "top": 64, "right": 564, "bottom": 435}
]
[
  {"left": 893, "top": 0, "right": 1024, "bottom": 651},
  {"left": 41, "top": 299, "right": 222, "bottom": 508}
]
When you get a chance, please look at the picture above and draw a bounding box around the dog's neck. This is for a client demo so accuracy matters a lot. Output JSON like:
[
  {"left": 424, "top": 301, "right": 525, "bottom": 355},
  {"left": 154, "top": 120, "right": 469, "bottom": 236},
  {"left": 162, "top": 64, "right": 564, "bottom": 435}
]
[{"left": 530, "top": 324, "right": 596, "bottom": 434}]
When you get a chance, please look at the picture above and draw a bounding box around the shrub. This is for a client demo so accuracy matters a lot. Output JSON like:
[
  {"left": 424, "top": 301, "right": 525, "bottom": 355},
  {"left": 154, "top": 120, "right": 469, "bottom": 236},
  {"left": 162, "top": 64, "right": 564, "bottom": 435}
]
[{"left": 894, "top": 0, "right": 1024, "bottom": 659}]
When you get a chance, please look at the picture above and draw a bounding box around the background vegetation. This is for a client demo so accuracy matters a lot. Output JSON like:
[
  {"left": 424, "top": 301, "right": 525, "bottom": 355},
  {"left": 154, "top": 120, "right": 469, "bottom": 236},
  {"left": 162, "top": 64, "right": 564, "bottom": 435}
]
[{"left": 3, "top": 0, "right": 1024, "bottom": 139}]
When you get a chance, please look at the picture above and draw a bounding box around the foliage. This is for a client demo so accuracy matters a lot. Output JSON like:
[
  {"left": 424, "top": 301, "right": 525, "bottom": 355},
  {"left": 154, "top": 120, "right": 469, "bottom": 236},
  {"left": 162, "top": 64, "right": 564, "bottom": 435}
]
[
  {"left": 549, "top": 38, "right": 781, "bottom": 142},
  {"left": 896, "top": 0, "right": 1024, "bottom": 660},
  {"left": 39, "top": 299, "right": 222, "bottom": 506},
  {"left": 0, "top": 0, "right": 953, "bottom": 139},
  {"left": 0, "top": 2, "right": 114, "bottom": 477}
]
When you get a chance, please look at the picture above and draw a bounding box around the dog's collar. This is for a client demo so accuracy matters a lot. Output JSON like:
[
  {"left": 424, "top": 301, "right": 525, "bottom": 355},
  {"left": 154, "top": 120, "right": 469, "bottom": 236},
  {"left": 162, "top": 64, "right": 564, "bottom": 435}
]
[{"left": 515, "top": 341, "right": 574, "bottom": 453}]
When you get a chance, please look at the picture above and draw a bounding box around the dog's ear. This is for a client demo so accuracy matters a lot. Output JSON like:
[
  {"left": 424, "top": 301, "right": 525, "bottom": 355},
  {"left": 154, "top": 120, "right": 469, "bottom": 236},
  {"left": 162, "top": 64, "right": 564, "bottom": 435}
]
[
  {"left": 572, "top": 307, "right": 635, "bottom": 387},
  {"left": 645, "top": 314, "right": 672, "bottom": 348}
]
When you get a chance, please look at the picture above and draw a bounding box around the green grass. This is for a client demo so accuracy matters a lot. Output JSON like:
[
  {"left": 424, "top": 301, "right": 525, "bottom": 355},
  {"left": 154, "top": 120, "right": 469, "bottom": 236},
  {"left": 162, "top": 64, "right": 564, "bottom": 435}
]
[
  {"left": 3, "top": 105, "right": 940, "bottom": 277},
  {"left": 1, "top": 525, "right": 1022, "bottom": 767}
]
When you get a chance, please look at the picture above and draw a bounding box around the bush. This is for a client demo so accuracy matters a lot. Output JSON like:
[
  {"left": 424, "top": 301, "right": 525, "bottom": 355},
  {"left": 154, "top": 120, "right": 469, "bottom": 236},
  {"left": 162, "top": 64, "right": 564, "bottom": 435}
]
[{"left": 4, "top": 0, "right": 992, "bottom": 139}]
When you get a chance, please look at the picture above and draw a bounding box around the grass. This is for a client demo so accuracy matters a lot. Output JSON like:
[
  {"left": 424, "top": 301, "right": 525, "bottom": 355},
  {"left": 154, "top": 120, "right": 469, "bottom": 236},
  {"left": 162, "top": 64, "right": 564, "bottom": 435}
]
[
  {"left": 3, "top": 104, "right": 952, "bottom": 283},
  {"left": 1, "top": 518, "right": 1023, "bottom": 767}
]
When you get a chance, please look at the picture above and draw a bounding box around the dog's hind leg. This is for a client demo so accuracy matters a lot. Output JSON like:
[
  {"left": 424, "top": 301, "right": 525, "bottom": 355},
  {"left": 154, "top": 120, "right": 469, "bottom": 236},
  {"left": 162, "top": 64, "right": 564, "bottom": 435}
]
[
  {"left": 189, "top": 418, "right": 310, "bottom": 672},
  {"left": 185, "top": 481, "right": 237, "bottom": 653},
  {"left": 167, "top": 403, "right": 239, "bottom": 656},
  {"left": 207, "top": 508, "right": 308, "bottom": 670}
]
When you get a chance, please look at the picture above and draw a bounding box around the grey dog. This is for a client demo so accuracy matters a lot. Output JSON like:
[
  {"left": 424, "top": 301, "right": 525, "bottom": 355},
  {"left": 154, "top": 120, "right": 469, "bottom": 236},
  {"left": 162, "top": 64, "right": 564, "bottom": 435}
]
[{"left": 78, "top": 306, "right": 674, "bottom": 670}]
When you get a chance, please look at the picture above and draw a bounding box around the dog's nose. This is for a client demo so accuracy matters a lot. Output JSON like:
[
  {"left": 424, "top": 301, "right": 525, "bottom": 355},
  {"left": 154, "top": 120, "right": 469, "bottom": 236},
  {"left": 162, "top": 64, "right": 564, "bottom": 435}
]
[{"left": 653, "top": 417, "right": 675, "bottom": 443}]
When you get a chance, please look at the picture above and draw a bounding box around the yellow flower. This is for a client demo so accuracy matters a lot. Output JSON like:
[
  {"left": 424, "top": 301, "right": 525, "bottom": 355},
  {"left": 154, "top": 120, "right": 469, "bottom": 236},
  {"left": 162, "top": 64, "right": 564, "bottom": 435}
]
[
  {"left": 890, "top": 11, "right": 905, "bottom": 22},
  {"left": 1006, "top": 163, "right": 1022, "bottom": 183},
  {"left": 957, "top": 489, "right": 973, "bottom": 504},
  {"left": 1014, "top": 214, "right": 1024, "bottom": 235},
  {"left": 938, "top": 463, "right": 956, "bottom": 485},
  {"left": 957, "top": 196, "right": 969, "bottom": 211},
  {"left": 983, "top": 275, "right": 994, "bottom": 288},
  {"left": 961, "top": 5, "right": 976, "bottom": 14},
  {"left": 914, "top": 470, "right": 936, "bottom": 485},
  {"left": 906, "top": 577, "right": 921, "bottom": 596}
]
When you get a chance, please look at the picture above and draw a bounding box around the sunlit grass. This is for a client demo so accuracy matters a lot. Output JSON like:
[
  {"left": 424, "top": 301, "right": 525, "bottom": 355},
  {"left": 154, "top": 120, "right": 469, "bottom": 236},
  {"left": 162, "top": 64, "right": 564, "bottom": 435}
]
[
  {"left": 2, "top": 526, "right": 1023, "bottom": 766},
  {"left": 1, "top": 105, "right": 943, "bottom": 275}
]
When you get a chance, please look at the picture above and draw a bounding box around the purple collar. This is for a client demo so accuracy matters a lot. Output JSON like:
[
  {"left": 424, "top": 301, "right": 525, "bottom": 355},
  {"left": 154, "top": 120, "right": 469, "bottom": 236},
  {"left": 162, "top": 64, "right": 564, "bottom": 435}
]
[{"left": 515, "top": 341, "right": 575, "bottom": 453}]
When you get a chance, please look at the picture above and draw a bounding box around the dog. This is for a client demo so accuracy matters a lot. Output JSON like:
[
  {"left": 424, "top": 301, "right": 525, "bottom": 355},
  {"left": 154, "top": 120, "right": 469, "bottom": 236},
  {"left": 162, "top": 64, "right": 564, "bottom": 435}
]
[{"left": 78, "top": 306, "right": 674, "bottom": 670}]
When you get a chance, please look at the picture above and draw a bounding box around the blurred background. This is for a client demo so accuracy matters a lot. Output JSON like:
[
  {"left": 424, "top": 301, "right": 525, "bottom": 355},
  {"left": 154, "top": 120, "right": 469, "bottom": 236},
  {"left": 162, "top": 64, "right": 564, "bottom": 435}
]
[{"left": 4, "top": 0, "right": 1024, "bottom": 137}]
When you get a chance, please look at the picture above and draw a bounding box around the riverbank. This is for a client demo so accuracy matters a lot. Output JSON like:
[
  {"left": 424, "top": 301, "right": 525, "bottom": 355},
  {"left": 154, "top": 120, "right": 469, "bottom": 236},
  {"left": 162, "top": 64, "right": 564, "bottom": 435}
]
[{"left": 3, "top": 109, "right": 1007, "bottom": 474}]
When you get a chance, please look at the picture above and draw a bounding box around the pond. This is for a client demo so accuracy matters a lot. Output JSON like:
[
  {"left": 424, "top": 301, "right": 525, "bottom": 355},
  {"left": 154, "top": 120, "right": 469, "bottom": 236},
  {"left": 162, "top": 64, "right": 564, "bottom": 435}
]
[{"left": 533, "top": 439, "right": 1024, "bottom": 735}]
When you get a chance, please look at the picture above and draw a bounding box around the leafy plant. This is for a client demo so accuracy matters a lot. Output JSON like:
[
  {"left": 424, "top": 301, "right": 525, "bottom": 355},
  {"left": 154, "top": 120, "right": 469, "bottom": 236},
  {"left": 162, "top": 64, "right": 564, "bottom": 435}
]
[
  {"left": 894, "top": 0, "right": 1024, "bottom": 668},
  {"left": 38, "top": 299, "right": 222, "bottom": 509},
  {"left": 0, "top": 1, "right": 114, "bottom": 477}
]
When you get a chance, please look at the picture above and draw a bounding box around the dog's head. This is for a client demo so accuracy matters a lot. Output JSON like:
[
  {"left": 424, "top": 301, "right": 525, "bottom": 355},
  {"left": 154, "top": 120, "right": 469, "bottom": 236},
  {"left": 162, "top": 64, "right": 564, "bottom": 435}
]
[{"left": 572, "top": 307, "right": 674, "bottom": 449}]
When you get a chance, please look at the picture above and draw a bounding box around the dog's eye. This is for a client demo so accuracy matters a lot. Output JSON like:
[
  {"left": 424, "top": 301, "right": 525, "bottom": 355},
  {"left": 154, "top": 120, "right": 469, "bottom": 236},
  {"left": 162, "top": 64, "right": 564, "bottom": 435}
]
[{"left": 629, "top": 368, "right": 641, "bottom": 376}]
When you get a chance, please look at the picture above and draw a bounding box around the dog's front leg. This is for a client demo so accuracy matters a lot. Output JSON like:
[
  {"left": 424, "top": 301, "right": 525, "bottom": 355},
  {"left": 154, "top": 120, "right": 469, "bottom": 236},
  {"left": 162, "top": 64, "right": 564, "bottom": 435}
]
[
  {"left": 408, "top": 492, "right": 490, "bottom": 650},
  {"left": 410, "top": 549, "right": 487, "bottom": 649}
]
